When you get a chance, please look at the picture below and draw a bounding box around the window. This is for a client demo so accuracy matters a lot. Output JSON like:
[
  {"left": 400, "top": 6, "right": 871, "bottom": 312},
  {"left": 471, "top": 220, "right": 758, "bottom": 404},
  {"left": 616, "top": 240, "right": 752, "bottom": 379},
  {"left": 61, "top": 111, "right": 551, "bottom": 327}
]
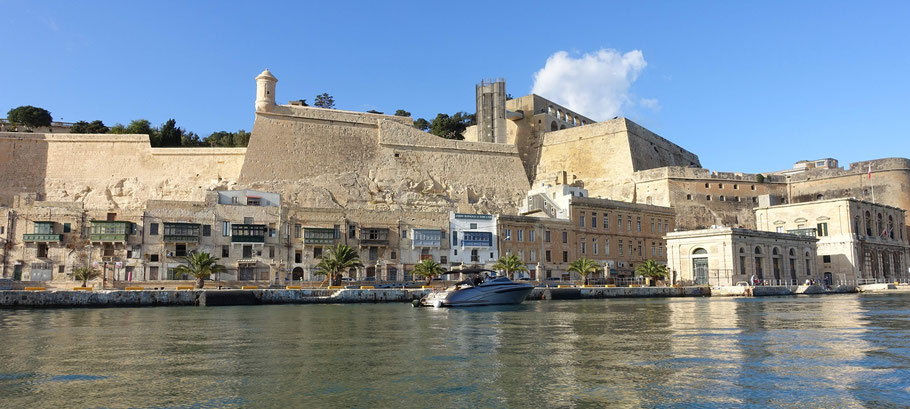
[
  {"left": 816, "top": 223, "right": 828, "bottom": 237},
  {"left": 470, "top": 249, "right": 479, "bottom": 262},
  {"left": 349, "top": 225, "right": 356, "bottom": 239},
  {"left": 545, "top": 230, "right": 551, "bottom": 243},
  {"left": 579, "top": 212, "right": 585, "bottom": 227},
  {"left": 452, "top": 231, "right": 458, "bottom": 246},
  {"left": 107, "top": 212, "right": 116, "bottom": 221},
  {"left": 720, "top": 196, "right": 725, "bottom": 202},
  {"left": 580, "top": 239, "right": 586, "bottom": 254},
  {"left": 440, "top": 255, "right": 447, "bottom": 264},
  {"left": 618, "top": 214, "right": 622, "bottom": 230},
  {"left": 391, "top": 251, "right": 397, "bottom": 260},
  {"left": 202, "top": 224, "right": 211, "bottom": 236},
  {"left": 605, "top": 239, "right": 610, "bottom": 255},
  {"left": 151, "top": 254, "right": 160, "bottom": 262},
  {"left": 175, "top": 244, "right": 187, "bottom": 257},
  {"left": 619, "top": 240, "right": 624, "bottom": 256},
  {"left": 627, "top": 216, "right": 632, "bottom": 232},
  {"left": 718, "top": 183, "right": 724, "bottom": 189},
  {"left": 314, "top": 247, "right": 323, "bottom": 258},
  {"left": 63, "top": 223, "right": 71, "bottom": 233},
  {"left": 637, "top": 217, "right": 641, "bottom": 232},
  {"left": 269, "top": 246, "right": 275, "bottom": 258},
  {"left": 686, "top": 194, "right": 692, "bottom": 200},
  {"left": 529, "top": 230, "right": 535, "bottom": 242},
  {"left": 242, "top": 245, "right": 253, "bottom": 258},
  {"left": 823, "top": 255, "right": 831, "bottom": 263},
  {"left": 705, "top": 183, "right": 709, "bottom": 188},
  {"left": 706, "top": 195, "right": 711, "bottom": 201},
  {"left": 470, "top": 223, "right": 478, "bottom": 229},
  {"left": 517, "top": 230, "right": 523, "bottom": 242},
  {"left": 776, "top": 226, "right": 784, "bottom": 233},
  {"left": 369, "top": 247, "right": 378, "bottom": 260},
  {"left": 603, "top": 214, "right": 609, "bottom": 229},
  {"left": 751, "top": 185, "right": 755, "bottom": 190},
  {"left": 739, "top": 248, "right": 747, "bottom": 275},
  {"left": 37, "top": 243, "right": 48, "bottom": 258},
  {"left": 593, "top": 239, "right": 598, "bottom": 255},
  {"left": 562, "top": 251, "right": 568, "bottom": 263},
  {"left": 562, "top": 231, "right": 567, "bottom": 244},
  {"left": 294, "top": 224, "right": 302, "bottom": 238},
  {"left": 592, "top": 213, "right": 597, "bottom": 229},
  {"left": 545, "top": 250, "right": 552, "bottom": 262},
  {"left": 530, "top": 250, "right": 536, "bottom": 262},
  {"left": 638, "top": 242, "right": 642, "bottom": 257},
  {"left": 505, "top": 229, "right": 512, "bottom": 241},
  {"left": 150, "top": 223, "right": 159, "bottom": 235},
  {"left": 652, "top": 243, "right": 656, "bottom": 257},
  {"left": 657, "top": 220, "right": 662, "bottom": 233},
  {"left": 664, "top": 221, "right": 669, "bottom": 232},
  {"left": 651, "top": 219, "right": 655, "bottom": 233},
  {"left": 295, "top": 250, "right": 302, "bottom": 263},
  {"left": 223, "top": 221, "right": 230, "bottom": 236}
]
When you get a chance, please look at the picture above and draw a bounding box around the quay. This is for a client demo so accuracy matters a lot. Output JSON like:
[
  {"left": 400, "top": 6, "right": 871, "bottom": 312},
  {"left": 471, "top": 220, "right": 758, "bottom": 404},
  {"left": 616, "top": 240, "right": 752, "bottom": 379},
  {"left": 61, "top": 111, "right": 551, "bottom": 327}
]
[{"left": 0, "top": 283, "right": 889, "bottom": 308}]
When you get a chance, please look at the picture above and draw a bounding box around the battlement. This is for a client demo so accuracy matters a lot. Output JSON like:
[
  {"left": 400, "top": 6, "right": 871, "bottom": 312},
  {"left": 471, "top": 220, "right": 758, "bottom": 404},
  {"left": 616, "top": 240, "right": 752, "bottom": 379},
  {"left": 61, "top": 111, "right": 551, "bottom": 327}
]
[{"left": 633, "top": 166, "right": 787, "bottom": 184}]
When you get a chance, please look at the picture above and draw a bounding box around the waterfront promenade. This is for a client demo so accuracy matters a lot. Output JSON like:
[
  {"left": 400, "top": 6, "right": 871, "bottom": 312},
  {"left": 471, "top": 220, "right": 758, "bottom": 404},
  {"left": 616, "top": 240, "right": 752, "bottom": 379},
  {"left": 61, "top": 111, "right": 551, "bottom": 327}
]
[{"left": 0, "top": 283, "right": 882, "bottom": 308}]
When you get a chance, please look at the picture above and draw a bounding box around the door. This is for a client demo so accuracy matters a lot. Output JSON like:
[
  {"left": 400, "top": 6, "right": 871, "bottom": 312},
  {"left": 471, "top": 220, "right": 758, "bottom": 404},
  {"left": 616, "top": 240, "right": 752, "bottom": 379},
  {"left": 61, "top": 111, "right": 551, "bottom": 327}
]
[
  {"left": 824, "top": 272, "right": 833, "bottom": 286},
  {"left": 693, "top": 257, "right": 709, "bottom": 285},
  {"left": 13, "top": 265, "right": 22, "bottom": 281}
]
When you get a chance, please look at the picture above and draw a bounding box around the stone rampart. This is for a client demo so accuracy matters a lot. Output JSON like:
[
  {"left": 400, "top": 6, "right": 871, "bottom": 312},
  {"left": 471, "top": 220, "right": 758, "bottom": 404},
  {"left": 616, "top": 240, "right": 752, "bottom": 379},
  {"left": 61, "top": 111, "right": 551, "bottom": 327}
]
[
  {"left": 238, "top": 106, "right": 530, "bottom": 213},
  {"left": 0, "top": 132, "right": 246, "bottom": 208}
]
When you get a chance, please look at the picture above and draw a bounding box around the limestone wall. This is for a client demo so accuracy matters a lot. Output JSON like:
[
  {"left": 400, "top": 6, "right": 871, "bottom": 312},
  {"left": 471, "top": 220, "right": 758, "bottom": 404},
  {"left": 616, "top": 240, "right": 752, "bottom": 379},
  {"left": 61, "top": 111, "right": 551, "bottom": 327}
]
[
  {"left": 0, "top": 132, "right": 246, "bottom": 208},
  {"left": 238, "top": 105, "right": 530, "bottom": 213},
  {"left": 534, "top": 118, "right": 701, "bottom": 202}
]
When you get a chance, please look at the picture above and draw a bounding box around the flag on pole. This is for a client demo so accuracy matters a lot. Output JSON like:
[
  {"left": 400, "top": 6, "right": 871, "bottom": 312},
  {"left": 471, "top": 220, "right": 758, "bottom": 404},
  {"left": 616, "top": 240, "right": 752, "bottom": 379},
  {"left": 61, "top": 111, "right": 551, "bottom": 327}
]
[{"left": 868, "top": 164, "right": 872, "bottom": 180}]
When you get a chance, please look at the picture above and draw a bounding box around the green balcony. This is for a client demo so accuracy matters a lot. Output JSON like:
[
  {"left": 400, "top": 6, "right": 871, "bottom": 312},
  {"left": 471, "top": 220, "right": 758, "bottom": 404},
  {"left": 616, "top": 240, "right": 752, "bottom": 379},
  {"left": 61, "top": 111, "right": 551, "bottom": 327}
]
[
  {"left": 163, "top": 235, "right": 200, "bottom": 243},
  {"left": 90, "top": 233, "right": 128, "bottom": 242},
  {"left": 231, "top": 224, "right": 266, "bottom": 243},
  {"left": 23, "top": 233, "right": 63, "bottom": 243},
  {"left": 304, "top": 228, "right": 336, "bottom": 245}
]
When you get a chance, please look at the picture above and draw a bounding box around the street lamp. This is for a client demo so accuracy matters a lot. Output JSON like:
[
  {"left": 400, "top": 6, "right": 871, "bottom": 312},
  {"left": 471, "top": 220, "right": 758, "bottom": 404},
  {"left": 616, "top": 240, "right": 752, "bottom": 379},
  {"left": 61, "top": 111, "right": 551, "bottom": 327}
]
[{"left": 375, "top": 259, "right": 382, "bottom": 282}]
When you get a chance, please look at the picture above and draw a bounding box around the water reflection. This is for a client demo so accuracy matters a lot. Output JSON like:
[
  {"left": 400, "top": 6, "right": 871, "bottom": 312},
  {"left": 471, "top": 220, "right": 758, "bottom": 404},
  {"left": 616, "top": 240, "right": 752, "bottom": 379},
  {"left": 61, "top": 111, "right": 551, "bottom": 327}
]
[{"left": 0, "top": 293, "right": 908, "bottom": 408}]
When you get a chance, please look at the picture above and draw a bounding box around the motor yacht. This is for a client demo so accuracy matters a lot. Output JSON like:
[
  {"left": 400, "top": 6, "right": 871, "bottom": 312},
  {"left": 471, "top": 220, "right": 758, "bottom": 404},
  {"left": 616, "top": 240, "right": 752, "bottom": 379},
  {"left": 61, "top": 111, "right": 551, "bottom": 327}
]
[{"left": 416, "top": 269, "right": 534, "bottom": 307}]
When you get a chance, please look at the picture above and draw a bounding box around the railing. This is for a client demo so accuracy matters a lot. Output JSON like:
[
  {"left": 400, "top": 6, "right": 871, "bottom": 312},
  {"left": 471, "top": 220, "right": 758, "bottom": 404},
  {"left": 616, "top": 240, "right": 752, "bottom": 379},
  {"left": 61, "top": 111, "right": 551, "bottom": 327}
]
[
  {"left": 787, "top": 228, "right": 817, "bottom": 237},
  {"left": 23, "top": 234, "right": 62, "bottom": 243},
  {"left": 163, "top": 235, "right": 199, "bottom": 243},
  {"left": 90, "top": 233, "right": 128, "bottom": 242}
]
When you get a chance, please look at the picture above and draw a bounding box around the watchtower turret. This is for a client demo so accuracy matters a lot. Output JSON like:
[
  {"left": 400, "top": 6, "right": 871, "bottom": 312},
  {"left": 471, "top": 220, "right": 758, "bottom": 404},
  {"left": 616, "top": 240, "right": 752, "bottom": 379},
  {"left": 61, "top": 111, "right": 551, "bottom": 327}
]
[{"left": 255, "top": 69, "right": 278, "bottom": 112}]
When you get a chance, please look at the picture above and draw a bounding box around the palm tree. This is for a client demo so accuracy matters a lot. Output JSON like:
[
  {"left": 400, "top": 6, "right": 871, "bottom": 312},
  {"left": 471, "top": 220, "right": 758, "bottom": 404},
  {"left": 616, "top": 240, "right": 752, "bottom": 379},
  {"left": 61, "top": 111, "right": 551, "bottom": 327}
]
[
  {"left": 567, "top": 257, "right": 603, "bottom": 286},
  {"left": 314, "top": 244, "right": 363, "bottom": 286},
  {"left": 413, "top": 259, "right": 446, "bottom": 285},
  {"left": 72, "top": 266, "right": 102, "bottom": 287},
  {"left": 174, "top": 251, "right": 227, "bottom": 289},
  {"left": 635, "top": 260, "right": 668, "bottom": 285},
  {"left": 492, "top": 253, "right": 528, "bottom": 280}
]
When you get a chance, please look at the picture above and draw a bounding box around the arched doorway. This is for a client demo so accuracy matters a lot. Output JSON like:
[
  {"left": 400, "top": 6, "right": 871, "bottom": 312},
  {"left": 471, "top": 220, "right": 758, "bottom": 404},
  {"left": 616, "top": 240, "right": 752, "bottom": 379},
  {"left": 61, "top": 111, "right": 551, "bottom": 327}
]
[
  {"left": 788, "top": 249, "right": 797, "bottom": 284},
  {"left": 692, "top": 248, "right": 708, "bottom": 285},
  {"left": 823, "top": 272, "right": 833, "bottom": 286},
  {"left": 292, "top": 267, "right": 304, "bottom": 281},
  {"left": 754, "top": 246, "right": 764, "bottom": 282},
  {"left": 771, "top": 248, "right": 782, "bottom": 284},
  {"left": 387, "top": 266, "right": 398, "bottom": 281}
]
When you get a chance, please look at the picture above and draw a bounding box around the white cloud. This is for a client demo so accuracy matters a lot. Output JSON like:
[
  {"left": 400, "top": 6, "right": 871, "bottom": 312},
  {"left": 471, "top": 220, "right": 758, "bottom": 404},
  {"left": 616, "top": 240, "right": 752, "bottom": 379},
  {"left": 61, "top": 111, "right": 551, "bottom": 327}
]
[{"left": 531, "top": 49, "right": 652, "bottom": 121}]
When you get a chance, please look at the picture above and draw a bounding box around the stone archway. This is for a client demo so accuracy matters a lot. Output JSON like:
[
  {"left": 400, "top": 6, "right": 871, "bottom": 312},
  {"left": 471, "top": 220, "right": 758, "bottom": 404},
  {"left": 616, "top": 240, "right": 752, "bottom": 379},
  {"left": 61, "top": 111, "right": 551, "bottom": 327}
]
[{"left": 292, "top": 267, "right": 304, "bottom": 281}]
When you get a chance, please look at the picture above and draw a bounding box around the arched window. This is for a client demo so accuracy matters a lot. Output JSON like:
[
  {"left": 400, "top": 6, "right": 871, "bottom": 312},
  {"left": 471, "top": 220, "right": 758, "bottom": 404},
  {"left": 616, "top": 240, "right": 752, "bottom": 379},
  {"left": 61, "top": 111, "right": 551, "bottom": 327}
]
[
  {"left": 693, "top": 248, "right": 708, "bottom": 255},
  {"left": 854, "top": 215, "right": 860, "bottom": 236},
  {"left": 865, "top": 211, "right": 873, "bottom": 236},
  {"left": 754, "top": 246, "right": 762, "bottom": 254},
  {"left": 550, "top": 121, "right": 558, "bottom": 131},
  {"left": 888, "top": 215, "right": 894, "bottom": 239},
  {"left": 772, "top": 248, "right": 779, "bottom": 255},
  {"left": 805, "top": 251, "right": 811, "bottom": 276},
  {"left": 739, "top": 247, "right": 747, "bottom": 275},
  {"left": 754, "top": 247, "right": 764, "bottom": 279},
  {"left": 692, "top": 248, "right": 708, "bottom": 285},
  {"left": 816, "top": 194, "right": 823, "bottom": 200},
  {"left": 877, "top": 213, "right": 883, "bottom": 237}
]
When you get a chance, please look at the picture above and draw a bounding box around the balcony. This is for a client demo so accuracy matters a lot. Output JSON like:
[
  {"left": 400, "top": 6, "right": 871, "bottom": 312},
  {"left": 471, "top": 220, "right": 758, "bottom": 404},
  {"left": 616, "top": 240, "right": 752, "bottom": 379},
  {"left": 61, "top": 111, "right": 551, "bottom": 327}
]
[
  {"left": 23, "top": 234, "right": 63, "bottom": 243},
  {"left": 163, "top": 223, "right": 200, "bottom": 243},
  {"left": 304, "top": 228, "right": 336, "bottom": 245},
  {"left": 231, "top": 224, "right": 266, "bottom": 243},
  {"left": 360, "top": 228, "right": 390, "bottom": 246},
  {"left": 420, "top": 254, "right": 434, "bottom": 261},
  {"left": 412, "top": 229, "right": 442, "bottom": 248},
  {"left": 787, "top": 228, "right": 817, "bottom": 237},
  {"left": 461, "top": 232, "right": 493, "bottom": 247},
  {"left": 90, "top": 221, "right": 131, "bottom": 243}
]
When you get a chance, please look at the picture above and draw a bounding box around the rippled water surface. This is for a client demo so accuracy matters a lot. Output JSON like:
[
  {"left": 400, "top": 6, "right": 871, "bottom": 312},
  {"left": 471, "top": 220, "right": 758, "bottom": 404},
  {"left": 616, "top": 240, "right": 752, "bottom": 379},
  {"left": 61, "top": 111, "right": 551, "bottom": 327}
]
[{"left": 1, "top": 293, "right": 909, "bottom": 408}]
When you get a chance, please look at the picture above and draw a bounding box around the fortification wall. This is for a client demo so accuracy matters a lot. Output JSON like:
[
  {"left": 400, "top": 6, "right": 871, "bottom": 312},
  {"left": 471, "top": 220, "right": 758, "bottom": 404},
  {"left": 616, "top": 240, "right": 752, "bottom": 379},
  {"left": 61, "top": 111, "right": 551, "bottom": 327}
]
[
  {"left": 790, "top": 158, "right": 910, "bottom": 215},
  {"left": 238, "top": 105, "right": 530, "bottom": 213},
  {"left": 534, "top": 118, "right": 700, "bottom": 201},
  {"left": 0, "top": 132, "right": 246, "bottom": 208}
]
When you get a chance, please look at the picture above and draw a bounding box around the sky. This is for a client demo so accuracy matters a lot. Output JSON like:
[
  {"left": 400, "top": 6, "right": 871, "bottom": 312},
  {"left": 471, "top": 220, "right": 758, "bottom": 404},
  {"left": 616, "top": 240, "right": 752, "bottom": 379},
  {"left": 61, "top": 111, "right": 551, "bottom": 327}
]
[{"left": 1, "top": 0, "right": 908, "bottom": 173}]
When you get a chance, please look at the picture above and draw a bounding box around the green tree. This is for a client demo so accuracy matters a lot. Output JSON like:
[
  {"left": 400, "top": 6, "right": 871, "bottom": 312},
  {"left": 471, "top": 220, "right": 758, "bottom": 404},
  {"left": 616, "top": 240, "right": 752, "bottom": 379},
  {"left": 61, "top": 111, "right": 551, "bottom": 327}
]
[
  {"left": 203, "top": 130, "right": 251, "bottom": 147},
  {"left": 492, "top": 253, "right": 528, "bottom": 280},
  {"left": 7, "top": 105, "right": 52, "bottom": 130},
  {"left": 413, "top": 118, "right": 430, "bottom": 131},
  {"left": 180, "top": 131, "right": 205, "bottom": 147},
  {"left": 158, "top": 118, "right": 183, "bottom": 147},
  {"left": 71, "top": 266, "right": 102, "bottom": 287},
  {"left": 428, "top": 111, "right": 475, "bottom": 140},
  {"left": 567, "top": 257, "right": 603, "bottom": 285},
  {"left": 394, "top": 109, "right": 411, "bottom": 117},
  {"left": 313, "top": 244, "right": 363, "bottom": 286},
  {"left": 232, "top": 130, "right": 251, "bottom": 147},
  {"left": 70, "top": 120, "right": 109, "bottom": 134},
  {"left": 314, "top": 93, "right": 335, "bottom": 109},
  {"left": 174, "top": 251, "right": 227, "bottom": 289},
  {"left": 111, "top": 119, "right": 160, "bottom": 145},
  {"left": 635, "top": 260, "right": 668, "bottom": 284},
  {"left": 756, "top": 174, "right": 765, "bottom": 183},
  {"left": 413, "top": 259, "right": 446, "bottom": 285}
]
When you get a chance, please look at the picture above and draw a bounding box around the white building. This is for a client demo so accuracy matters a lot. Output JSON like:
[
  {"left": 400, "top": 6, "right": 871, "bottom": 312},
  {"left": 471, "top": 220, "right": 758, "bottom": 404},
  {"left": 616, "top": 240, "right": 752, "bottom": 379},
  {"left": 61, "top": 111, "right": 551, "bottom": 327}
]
[{"left": 449, "top": 212, "right": 499, "bottom": 269}]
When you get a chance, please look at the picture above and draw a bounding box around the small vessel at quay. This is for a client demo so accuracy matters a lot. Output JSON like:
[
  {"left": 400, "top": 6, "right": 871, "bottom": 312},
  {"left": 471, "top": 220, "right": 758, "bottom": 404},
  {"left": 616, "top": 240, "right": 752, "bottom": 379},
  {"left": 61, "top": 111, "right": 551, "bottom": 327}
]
[{"left": 415, "top": 269, "right": 534, "bottom": 307}]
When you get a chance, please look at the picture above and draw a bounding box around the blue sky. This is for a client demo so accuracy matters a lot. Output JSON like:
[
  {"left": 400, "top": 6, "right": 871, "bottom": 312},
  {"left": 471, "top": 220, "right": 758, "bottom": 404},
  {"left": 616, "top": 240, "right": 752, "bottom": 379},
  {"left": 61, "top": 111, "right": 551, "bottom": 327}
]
[{"left": 1, "top": 1, "right": 908, "bottom": 173}]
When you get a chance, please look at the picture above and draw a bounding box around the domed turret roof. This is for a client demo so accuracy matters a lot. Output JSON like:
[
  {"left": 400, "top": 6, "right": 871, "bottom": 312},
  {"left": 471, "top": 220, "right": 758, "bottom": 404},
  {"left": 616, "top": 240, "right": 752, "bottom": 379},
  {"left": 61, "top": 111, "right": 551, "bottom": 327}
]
[{"left": 256, "top": 69, "right": 277, "bottom": 81}]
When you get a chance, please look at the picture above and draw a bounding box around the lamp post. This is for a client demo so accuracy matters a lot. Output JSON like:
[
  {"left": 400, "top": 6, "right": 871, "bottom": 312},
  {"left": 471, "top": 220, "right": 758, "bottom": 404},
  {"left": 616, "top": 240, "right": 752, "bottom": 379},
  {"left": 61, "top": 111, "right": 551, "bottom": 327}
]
[{"left": 375, "top": 259, "right": 382, "bottom": 282}]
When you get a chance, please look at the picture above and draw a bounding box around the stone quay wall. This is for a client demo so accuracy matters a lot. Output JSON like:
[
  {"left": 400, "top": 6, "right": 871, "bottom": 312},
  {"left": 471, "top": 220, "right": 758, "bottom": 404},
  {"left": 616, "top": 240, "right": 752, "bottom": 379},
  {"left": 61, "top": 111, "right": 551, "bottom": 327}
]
[{"left": 0, "top": 284, "right": 863, "bottom": 308}]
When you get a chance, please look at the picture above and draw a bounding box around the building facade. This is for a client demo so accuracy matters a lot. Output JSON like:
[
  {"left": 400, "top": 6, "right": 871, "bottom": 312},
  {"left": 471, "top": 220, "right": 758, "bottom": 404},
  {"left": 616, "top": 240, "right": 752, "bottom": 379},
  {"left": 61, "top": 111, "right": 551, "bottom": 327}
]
[
  {"left": 665, "top": 227, "right": 819, "bottom": 286},
  {"left": 754, "top": 198, "right": 909, "bottom": 283}
]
